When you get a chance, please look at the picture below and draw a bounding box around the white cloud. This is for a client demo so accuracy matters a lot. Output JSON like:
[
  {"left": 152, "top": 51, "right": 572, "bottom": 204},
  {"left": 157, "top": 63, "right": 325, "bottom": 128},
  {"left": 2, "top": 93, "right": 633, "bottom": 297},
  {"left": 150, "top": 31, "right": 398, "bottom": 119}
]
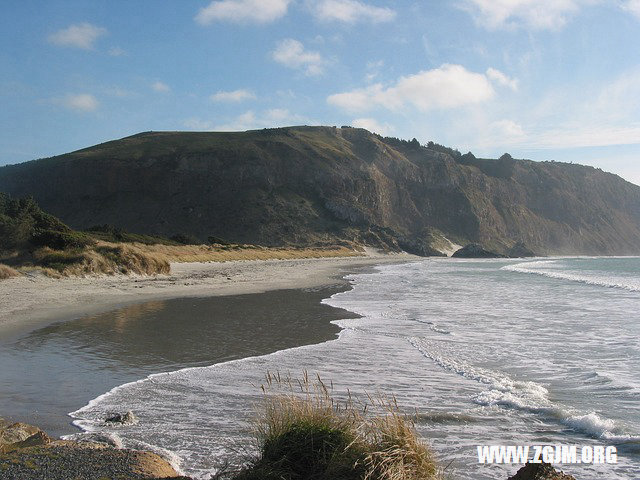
[
  {"left": 513, "top": 69, "right": 640, "bottom": 149},
  {"left": 365, "top": 60, "right": 384, "bottom": 82},
  {"left": 265, "top": 108, "right": 293, "bottom": 122},
  {"left": 196, "top": 0, "right": 291, "bottom": 24},
  {"left": 214, "top": 108, "right": 308, "bottom": 131},
  {"left": 460, "top": 0, "right": 588, "bottom": 30},
  {"left": 210, "top": 89, "right": 256, "bottom": 102},
  {"left": 272, "top": 39, "right": 325, "bottom": 76},
  {"left": 216, "top": 111, "right": 259, "bottom": 130},
  {"left": 352, "top": 118, "right": 394, "bottom": 136},
  {"left": 104, "top": 87, "right": 134, "bottom": 98},
  {"left": 48, "top": 23, "right": 107, "bottom": 49},
  {"left": 328, "top": 64, "right": 495, "bottom": 113},
  {"left": 312, "top": 0, "right": 396, "bottom": 23},
  {"left": 108, "top": 46, "right": 126, "bottom": 57},
  {"left": 524, "top": 125, "right": 640, "bottom": 149},
  {"left": 622, "top": 0, "right": 640, "bottom": 18},
  {"left": 592, "top": 69, "right": 640, "bottom": 121},
  {"left": 184, "top": 118, "right": 216, "bottom": 130},
  {"left": 489, "top": 119, "right": 525, "bottom": 138},
  {"left": 486, "top": 67, "right": 519, "bottom": 91},
  {"left": 152, "top": 81, "right": 170, "bottom": 93},
  {"left": 54, "top": 93, "right": 99, "bottom": 112}
]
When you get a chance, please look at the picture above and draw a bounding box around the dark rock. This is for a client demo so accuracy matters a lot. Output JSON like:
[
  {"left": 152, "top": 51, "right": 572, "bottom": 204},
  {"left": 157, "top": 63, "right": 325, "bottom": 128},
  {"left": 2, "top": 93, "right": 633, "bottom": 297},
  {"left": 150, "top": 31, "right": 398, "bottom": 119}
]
[
  {"left": 105, "top": 410, "right": 137, "bottom": 425},
  {"left": 397, "top": 236, "right": 446, "bottom": 257},
  {"left": 0, "top": 443, "right": 181, "bottom": 479},
  {"left": 508, "top": 241, "right": 538, "bottom": 258},
  {"left": 2, "top": 431, "right": 51, "bottom": 453},
  {"left": 452, "top": 243, "right": 506, "bottom": 258},
  {"left": 0, "top": 421, "right": 40, "bottom": 446},
  {"left": 508, "top": 462, "right": 576, "bottom": 480}
]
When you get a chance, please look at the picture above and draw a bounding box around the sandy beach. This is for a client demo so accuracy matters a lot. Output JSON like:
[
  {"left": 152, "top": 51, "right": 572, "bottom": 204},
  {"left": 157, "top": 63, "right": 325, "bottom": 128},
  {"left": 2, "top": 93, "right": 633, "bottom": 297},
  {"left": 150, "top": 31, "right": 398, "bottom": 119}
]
[
  {"left": 0, "top": 250, "right": 417, "bottom": 339},
  {"left": 0, "top": 251, "right": 418, "bottom": 438}
]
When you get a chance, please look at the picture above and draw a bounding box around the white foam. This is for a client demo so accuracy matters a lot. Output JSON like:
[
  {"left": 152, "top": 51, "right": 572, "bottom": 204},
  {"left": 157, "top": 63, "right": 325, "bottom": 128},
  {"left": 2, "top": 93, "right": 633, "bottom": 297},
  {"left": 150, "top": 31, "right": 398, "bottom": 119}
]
[
  {"left": 409, "top": 337, "right": 551, "bottom": 412},
  {"left": 408, "top": 337, "right": 640, "bottom": 444},
  {"left": 502, "top": 261, "right": 640, "bottom": 292},
  {"left": 66, "top": 257, "right": 640, "bottom": 480}
]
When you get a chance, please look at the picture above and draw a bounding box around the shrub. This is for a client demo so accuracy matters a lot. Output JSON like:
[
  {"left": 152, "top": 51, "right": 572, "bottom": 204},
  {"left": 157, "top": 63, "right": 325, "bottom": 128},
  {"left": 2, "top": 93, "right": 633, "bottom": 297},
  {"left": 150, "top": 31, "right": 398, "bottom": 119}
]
[
  {"left": 170, "top": 233, "right": 201, "bottom": 245},
  {"left": 208, "top": 235, "right": 229, "bottom": 245},
  {"left": 233, "top": 373, "right": 442, "bottom": 480},
  {"left": 86, "top": 225, "right": 179, "bottom": 246},
  {"left": 31, "top": 229, "right": 95, "bottom": 250}
]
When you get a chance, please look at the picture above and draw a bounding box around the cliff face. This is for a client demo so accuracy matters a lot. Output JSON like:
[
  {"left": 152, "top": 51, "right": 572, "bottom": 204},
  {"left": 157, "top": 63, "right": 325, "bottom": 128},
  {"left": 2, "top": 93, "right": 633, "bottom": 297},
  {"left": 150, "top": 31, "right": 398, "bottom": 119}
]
[{"left": 1, "top": 126, "right": 639, "bottom": 255}]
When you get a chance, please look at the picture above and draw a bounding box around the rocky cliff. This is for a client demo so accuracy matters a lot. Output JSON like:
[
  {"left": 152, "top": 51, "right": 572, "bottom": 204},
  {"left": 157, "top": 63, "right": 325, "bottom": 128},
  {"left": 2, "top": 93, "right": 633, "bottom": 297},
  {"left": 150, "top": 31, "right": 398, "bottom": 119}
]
[{"left": 1, "top": 126, "right": 639, "bottom": 255}]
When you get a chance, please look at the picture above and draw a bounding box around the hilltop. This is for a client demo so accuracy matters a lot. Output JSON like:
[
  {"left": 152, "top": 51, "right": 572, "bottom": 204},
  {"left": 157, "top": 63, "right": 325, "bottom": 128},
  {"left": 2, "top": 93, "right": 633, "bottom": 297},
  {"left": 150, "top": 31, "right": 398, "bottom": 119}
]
[{"left": 1, "top": 126, "right": 639, "bottom": 256}]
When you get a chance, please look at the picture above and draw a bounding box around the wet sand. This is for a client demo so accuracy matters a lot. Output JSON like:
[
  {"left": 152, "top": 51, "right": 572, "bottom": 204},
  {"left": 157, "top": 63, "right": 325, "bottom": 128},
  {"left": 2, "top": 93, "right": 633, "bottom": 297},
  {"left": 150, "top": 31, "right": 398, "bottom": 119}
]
[
  {"left": 0, "top": 286, "right": 359, "bottom": 439},
  {"left": 0, "top": 252, "right": 413, "bottom": 340}
]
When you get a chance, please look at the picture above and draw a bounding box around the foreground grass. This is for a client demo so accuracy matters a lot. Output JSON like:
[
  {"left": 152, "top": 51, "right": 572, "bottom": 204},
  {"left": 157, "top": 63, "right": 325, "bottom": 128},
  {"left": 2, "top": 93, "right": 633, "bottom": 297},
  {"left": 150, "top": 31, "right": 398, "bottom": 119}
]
[{"left": 230, "top": 373, "right": 443, "bottom": 480}]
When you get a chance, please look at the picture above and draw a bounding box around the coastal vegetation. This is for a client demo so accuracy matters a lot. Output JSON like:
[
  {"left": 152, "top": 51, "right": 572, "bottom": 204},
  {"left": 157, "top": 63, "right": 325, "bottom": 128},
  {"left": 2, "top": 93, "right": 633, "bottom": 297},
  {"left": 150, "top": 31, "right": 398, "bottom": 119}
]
[
  {"left": 231, "top": 373, "right": 442, "bottom": 480},
  {"left": 130, "top": 242, "right": 361, "bottom": 264},
  {"left": 0, "top": 193, "right": 170, "bottom": 276},
  {"left": 0, "top": 263, "right": 19, "bottom": 279},
  {"left": 0, "top": 192, "right": 362, "bottom": 279}
]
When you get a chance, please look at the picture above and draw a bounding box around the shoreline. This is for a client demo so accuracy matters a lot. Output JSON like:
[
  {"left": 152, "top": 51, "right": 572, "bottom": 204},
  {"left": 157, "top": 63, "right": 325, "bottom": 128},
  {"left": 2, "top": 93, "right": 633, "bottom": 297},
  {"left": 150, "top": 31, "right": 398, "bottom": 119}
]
[
  {"left": 0, "top": 252, "right": 419, "bottom": 439},
  {"left": 0, "top": 251, "right": 419, "bottom": 341}
]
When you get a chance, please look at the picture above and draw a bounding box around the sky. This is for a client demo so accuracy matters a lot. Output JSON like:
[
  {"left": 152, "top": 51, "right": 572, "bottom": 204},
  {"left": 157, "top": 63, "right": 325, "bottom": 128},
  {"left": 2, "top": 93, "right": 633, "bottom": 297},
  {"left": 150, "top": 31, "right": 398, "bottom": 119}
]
[{"left": 1, "top": 0, "right": 639, "bottom": 185}]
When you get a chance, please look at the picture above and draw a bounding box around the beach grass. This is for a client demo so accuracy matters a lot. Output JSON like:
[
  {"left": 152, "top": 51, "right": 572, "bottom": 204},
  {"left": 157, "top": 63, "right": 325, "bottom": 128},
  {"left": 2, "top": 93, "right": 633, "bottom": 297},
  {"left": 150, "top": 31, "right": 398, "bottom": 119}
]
[
  {"left": 31, "top": 243, "right": 171, "bottom": 277},
  {"left": 123, "top": 242, "right": 364, "bottom": 264},
  {"left": 10, "top": 242, "right": 362, "bottom": 278},
  {"left": 0, "top": 263, "right": 20, "bottom": 280},
  {"left": 232, "top": 372, "right": 443, "bottom": 480}
]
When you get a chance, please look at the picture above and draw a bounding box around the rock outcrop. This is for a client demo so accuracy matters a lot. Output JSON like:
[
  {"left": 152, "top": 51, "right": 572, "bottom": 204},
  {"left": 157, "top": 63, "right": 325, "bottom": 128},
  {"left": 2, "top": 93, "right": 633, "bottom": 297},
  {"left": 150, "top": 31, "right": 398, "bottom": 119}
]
[
  {"left": 105, "top": 410, "right": 137, "bottom": 425},
  {"left": 507, "top": 241, "right": 538, "bottom": 258},
  {"left": 0, "top": 418, "right": 41, "bottom": 447},
  {"left": 0, "top": 418, "right": 183, "bottom": 479},
  {"left": 1, "top": 126, "right": 639, "bottom": 256},
  {"left": 508, "top": 461, "right": 576, "bottom": 480},
  {"left": 452, "top": 243, "right": 506, "bottom": 258}
]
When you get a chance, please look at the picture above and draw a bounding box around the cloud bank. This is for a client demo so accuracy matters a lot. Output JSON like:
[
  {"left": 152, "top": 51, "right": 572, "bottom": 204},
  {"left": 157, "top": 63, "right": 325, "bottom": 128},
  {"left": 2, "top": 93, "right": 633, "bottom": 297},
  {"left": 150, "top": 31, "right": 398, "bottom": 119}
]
[{"left": 328, "top": 64, "right": 506, "bottom": 113}]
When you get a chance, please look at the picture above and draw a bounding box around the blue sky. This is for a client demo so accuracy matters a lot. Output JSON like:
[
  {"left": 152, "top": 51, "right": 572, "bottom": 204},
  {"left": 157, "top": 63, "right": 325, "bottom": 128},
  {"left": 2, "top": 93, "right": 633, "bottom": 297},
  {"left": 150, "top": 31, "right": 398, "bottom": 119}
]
[{"left": 1, "top": 0, "right": 639, "bottom": 185}]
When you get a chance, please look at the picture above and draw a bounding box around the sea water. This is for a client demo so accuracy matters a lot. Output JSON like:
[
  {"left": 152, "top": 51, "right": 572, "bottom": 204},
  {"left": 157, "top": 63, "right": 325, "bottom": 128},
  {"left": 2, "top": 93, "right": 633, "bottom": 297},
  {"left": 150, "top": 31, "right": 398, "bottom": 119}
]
[{"left": 67, "top": 257, "right": 640, "bottom": 479}]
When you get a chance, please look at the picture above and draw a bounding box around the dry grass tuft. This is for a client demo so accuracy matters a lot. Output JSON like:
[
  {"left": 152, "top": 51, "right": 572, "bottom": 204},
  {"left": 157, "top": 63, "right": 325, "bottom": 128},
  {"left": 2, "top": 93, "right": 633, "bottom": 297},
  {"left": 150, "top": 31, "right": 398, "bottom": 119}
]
[
  {"left": 13, "top": 241, "right": 361, "bottom": 278},
  {"left": 32, "top": 243, "right": 170, "bottom": 277},
  {"left": 129, "top": 243, "right": 364, "bottom": 264},
  {"left": 232, "top": 372, "right": 443, "bottom": 480},
  {"left": 0, "top": 263, "right": 20, "bottom": 280}
]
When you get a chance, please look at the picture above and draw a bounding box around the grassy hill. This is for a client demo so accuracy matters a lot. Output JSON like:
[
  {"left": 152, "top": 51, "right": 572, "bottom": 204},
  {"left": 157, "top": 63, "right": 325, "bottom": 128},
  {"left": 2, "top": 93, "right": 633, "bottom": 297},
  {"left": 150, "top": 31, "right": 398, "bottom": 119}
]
[{"left": 1, "top": 126, "right": 639, "bottom": 255}]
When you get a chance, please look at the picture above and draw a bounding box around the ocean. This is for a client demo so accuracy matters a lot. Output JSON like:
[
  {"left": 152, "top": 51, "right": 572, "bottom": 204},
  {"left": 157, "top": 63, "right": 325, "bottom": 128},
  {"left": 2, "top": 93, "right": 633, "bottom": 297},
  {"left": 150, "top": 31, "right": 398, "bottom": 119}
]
[{"left": 66, "top": 257, "right": 640, "bottom": 479}]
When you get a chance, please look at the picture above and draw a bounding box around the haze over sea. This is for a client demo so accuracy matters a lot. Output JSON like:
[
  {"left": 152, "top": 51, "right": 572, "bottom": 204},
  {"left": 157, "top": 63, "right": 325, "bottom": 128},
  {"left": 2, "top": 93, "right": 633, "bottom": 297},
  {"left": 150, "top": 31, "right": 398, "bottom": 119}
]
[{"left": 67, "top": 257, "right": 640, "bottom": 479}]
